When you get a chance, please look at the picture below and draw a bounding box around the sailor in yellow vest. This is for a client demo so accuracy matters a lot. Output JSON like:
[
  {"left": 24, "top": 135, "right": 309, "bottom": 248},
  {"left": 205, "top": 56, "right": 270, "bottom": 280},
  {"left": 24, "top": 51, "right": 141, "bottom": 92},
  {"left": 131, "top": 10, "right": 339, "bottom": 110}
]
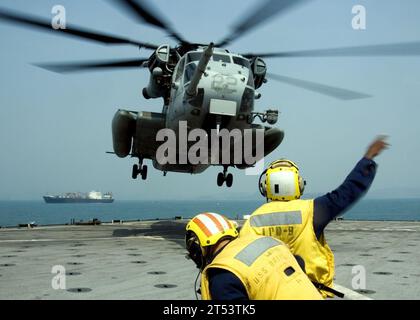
[
  {"left": 240, "top": 136, "right": 389, "bottom": 298},
  {"left": 185, "top": 212, "right": 322, "bottom": 300}
]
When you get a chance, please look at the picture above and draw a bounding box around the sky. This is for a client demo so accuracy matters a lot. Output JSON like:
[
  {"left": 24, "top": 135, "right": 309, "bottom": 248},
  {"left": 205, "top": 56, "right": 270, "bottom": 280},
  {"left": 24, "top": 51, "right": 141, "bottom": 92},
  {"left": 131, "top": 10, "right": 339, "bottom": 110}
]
[{"left": 0, "top": 0, "right": 419, "bottom": 200}]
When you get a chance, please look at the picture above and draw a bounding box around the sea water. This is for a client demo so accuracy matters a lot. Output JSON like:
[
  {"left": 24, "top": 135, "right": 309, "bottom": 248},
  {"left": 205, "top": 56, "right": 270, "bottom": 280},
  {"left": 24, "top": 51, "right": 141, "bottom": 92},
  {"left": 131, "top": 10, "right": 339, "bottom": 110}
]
[{"left": 0, "top": 198, "right": 420, "bottom": 227}]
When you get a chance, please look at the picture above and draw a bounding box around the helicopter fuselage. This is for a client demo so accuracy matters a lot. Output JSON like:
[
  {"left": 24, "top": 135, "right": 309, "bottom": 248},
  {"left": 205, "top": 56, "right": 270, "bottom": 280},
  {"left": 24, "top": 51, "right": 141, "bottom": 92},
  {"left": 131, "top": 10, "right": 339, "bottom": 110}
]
[
  {"left": 112, "top": 45, "right": 283, "bottom": 183},
  {"left": 167, "top": 48, "right": 255, "bottom": 133}
]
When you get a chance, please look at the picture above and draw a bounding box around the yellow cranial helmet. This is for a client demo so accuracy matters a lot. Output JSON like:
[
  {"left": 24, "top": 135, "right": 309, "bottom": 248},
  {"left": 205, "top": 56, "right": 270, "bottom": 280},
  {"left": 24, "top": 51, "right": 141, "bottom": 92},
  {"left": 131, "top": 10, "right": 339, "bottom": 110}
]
[
  {"left": 259, "top": 159, "right": 306, "bottom": 201},
  {"left": 185, "top": 212, "right": 239, "bottom": 269}
]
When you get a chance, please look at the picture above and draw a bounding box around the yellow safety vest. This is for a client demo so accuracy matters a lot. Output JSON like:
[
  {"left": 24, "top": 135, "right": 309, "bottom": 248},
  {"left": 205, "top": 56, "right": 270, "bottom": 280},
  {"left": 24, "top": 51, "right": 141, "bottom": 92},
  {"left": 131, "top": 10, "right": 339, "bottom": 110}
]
[
  {"left": 201, "top": 233, "right": 323, "bottom": 300},
  {"left": 240, "top": 200, "right": 335, "bottom": 298}
]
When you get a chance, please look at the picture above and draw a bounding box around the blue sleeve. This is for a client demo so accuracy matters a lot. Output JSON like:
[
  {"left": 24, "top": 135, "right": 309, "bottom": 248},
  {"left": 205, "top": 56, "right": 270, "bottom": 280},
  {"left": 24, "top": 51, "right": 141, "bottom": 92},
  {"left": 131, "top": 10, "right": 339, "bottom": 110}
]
[
  {"left": 207, "top": 268, "right": 249, "bottom": 300},
  {"left": 313, "top": 157, "right": 377, "bottom": 239}
]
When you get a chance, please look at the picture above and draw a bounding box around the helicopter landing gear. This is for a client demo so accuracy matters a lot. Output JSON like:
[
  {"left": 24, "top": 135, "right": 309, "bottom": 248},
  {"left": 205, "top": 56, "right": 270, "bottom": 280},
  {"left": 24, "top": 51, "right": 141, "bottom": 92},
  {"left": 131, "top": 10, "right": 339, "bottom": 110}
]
[
  {"left": 132, "top": 159, "right": 148, "bottom": 180},
  {"left": 217, "top": 166, "right": 233, "bottom": 188}
]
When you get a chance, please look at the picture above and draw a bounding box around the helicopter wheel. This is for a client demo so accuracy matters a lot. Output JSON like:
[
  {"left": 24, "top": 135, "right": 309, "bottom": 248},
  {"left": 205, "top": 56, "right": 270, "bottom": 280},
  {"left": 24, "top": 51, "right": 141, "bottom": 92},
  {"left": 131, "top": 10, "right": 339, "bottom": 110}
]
[
  {"left": 217, "top": 172, "right": 224, "bottom": 187},
  {"left": 226, "top": 173, "right": 233, "bottom": 188},
  {"left": 132, "top": 164, "right": 139, "bottom": 180},
  {"left": 141, "top": 165, "right": 148, "bottom": 180}
]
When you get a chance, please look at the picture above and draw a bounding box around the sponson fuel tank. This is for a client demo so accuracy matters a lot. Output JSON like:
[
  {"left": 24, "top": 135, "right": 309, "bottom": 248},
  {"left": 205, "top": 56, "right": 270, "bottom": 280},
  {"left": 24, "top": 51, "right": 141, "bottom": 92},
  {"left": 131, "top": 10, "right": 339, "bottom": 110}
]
[
  {"left": 112, "top": 109, "right": 166, "bottom": 159},
  {"left": 112, "top": 110, "right": 136, "bottom": 158}
]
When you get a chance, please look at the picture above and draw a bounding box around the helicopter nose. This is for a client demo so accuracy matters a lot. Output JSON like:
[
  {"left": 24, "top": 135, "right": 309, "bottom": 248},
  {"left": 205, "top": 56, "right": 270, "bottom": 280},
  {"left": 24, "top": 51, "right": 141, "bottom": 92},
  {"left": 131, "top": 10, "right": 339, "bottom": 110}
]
[
  {"left": 205, "top": 74, "right": 249, "bottom": 118},
  {"left": 209, "top": 73, "right": 247, "bottom": 97}
]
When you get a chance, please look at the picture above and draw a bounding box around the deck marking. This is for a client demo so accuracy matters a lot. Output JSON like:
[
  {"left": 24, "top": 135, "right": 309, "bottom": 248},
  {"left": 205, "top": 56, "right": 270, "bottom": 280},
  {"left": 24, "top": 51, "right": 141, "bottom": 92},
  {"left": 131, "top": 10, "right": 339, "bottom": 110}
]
[{"left": 333, "top": 284, "right": 372, "bottom": 300}]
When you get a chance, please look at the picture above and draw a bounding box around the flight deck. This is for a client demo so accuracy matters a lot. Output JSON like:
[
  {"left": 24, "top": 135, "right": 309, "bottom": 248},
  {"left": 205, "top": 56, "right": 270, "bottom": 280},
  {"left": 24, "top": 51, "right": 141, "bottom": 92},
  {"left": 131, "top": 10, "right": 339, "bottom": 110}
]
[{"left": 0, "top": 220, "right": 419, "bottom": 300}]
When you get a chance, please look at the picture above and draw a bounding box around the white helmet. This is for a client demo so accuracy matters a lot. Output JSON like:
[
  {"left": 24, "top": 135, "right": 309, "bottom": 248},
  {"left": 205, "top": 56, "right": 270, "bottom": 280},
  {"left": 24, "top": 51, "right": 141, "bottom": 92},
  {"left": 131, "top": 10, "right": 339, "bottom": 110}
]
[{"left": 259, "top": 159, "right": 306, "bottom": 201}]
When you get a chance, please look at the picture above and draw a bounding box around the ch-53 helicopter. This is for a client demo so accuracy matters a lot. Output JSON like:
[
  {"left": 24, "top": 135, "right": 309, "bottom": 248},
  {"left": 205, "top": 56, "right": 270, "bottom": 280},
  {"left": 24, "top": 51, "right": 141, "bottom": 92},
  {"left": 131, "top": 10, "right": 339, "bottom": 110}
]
[{"left": 1, "top": 0, "right": 420, "bottom": 187}]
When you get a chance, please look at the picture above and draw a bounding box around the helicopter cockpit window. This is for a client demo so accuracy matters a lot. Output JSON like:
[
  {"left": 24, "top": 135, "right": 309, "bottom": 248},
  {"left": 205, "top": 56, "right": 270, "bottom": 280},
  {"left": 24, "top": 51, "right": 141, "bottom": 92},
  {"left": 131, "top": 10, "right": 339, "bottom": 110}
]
[
  {"left": 232, "top": 56, "right": 251, "bottom": 69},
  {"left": 184, "top": 62, "right": 196, "bottom": 83},
  {"left": 212, "top": 54, "right": 231, "bottom": 63},
  {"left": 187, "top": 52, "right": 202, "bottom": 63}
]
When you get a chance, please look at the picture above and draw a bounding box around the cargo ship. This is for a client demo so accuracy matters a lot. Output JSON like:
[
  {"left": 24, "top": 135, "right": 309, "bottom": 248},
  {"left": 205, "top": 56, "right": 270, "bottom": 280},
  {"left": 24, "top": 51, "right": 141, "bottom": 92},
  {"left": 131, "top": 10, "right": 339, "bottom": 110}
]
[{"left": 43, "top": 191, "right": 114, "bottom": 203}]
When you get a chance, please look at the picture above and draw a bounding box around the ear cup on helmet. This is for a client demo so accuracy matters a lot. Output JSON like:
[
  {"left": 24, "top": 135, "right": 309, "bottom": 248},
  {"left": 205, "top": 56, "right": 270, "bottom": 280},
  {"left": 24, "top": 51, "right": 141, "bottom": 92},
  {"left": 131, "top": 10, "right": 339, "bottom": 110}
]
[
  {"left": 298, "top": 177, "right": 306, "bottom": 196},
  {"left": 258, "top": 169, "right": 267, "bottom": 197},
  {"left": 186, "top": 233, "right": 205, "bottom": 270}
]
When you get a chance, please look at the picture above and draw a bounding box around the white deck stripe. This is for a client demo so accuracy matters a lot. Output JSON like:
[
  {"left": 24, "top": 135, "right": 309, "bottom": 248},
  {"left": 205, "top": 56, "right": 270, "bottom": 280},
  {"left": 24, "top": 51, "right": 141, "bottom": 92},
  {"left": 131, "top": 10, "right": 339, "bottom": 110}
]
[
  {"left": 333, "top": 284, "right": 373, "bottom": 300},
  {"left": 0, "top": 235, "right": 174, "bottom": 243}
]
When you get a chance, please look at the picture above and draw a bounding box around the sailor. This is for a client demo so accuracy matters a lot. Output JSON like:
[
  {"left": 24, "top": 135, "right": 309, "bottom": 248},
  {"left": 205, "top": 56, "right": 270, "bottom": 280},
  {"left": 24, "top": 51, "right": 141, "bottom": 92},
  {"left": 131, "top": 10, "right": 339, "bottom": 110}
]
[
  {"left": 240, "top": 136, "right": 389, "bottom": 298},
  {"left": 185, "top": 212, "right": 323, "bottom": 300}
]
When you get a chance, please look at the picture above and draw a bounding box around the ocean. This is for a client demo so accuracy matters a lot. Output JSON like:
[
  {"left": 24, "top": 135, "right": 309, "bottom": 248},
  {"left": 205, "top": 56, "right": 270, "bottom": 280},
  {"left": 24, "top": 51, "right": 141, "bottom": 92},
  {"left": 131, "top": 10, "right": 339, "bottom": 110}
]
[{"left": 1, "top": 198, "right": 420, "bottom": 228}]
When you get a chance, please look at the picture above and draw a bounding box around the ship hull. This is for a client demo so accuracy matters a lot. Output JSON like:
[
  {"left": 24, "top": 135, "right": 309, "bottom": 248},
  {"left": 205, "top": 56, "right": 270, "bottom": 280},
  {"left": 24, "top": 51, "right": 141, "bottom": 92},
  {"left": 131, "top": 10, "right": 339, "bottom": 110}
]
[{"left": 43, "top": 197, "right": 114, "bottom": 204}]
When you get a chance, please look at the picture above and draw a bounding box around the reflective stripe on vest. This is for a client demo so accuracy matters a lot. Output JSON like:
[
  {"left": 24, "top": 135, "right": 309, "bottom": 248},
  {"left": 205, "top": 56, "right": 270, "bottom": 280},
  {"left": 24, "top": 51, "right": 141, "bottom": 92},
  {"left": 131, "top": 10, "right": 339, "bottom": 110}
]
[
  {"left": 249, "top": 211, "right": 302, "bottom": 227},
  {"left": 234, "top": 237, "right": 280, "bottom": 266}
]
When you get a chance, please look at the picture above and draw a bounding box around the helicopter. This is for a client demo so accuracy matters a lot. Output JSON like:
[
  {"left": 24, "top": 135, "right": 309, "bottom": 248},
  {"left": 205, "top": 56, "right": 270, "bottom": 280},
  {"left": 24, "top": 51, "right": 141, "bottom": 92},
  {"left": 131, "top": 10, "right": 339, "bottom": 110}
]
[{"left": 1, "top": 0, "right": 420, "bottom": 187}]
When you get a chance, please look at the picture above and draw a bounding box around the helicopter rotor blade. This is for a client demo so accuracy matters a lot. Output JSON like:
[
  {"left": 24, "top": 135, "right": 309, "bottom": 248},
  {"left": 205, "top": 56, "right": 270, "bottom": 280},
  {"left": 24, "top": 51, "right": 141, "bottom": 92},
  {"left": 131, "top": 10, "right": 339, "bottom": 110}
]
[
  {"left": 267, "top": 73, "right": 371, "bottom": 100},
  {"left": 35, "top": 58, "right": 149, "bottom": 73},
  {"left": 108, "top": 0, "right": 188, "bottom": 44},
  {"left": 0, "top": 7, "right": 158, "bottom": 49},
  {"left": 216, "top": 0, "right": 310, "bottom": 47},
  {"left": 242, "top": 41, "right": 420, "bottom": 59}
]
